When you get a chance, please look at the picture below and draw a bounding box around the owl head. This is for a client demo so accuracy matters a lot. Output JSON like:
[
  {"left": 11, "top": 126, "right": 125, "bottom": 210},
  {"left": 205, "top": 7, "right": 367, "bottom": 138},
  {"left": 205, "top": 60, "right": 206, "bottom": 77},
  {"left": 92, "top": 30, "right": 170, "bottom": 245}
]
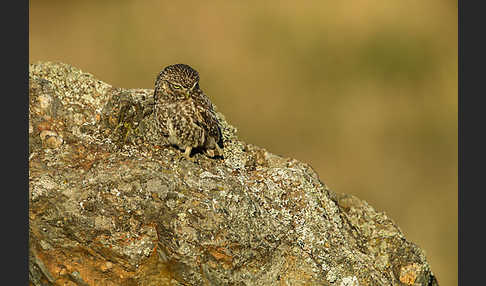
[{"left": 154, "top": 64, "right": 200, "bottom": 101}]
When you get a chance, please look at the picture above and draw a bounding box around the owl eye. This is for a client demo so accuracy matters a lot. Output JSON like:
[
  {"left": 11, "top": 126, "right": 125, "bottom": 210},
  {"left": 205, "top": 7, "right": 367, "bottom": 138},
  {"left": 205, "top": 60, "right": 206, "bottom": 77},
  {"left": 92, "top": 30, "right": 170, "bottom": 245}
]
[{"left": 171, "top": 83, "right": 182, "bottom": 89}]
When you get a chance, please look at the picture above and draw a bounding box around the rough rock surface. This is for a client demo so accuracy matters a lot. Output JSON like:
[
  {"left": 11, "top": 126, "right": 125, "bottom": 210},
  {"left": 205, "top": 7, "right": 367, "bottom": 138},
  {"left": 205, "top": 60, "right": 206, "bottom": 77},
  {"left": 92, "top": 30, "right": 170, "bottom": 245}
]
[{"left": 29, "top": 62, "right": 439, "bottom": 286}]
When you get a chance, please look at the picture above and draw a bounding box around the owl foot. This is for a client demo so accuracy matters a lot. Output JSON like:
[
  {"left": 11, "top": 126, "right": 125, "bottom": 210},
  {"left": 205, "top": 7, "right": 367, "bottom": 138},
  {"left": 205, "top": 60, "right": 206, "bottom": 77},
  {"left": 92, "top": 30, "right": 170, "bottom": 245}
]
[
  {"left": 184, "top": 146, "right": 193, "bottom": 160},
  {"left": 205, "top": 149, "right": 215, "bottom": 157},
  {"left": 204, "top": 144, "right": 223, "bottom": 159}
]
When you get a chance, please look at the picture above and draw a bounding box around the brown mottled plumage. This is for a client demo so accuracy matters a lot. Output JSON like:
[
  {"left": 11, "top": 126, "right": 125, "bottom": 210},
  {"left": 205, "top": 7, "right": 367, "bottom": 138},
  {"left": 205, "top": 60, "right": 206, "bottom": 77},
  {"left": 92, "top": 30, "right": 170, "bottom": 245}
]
[{"left": 153, "top": 64, "right": 222, "bottom": 158}]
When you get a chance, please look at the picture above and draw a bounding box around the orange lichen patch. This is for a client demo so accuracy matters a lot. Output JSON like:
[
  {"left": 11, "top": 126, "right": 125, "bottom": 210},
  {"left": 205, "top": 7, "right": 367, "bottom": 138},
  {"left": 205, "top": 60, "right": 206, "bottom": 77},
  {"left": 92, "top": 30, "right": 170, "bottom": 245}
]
[
  {"left": 191, "top": 200, "right": 200, "bottom": 207},
  {"left": 65, "top": 143, "right": 110, "bottom": 171},
  {"left": 30, "top": 228, "right": 151, "bottom": 286},
  {"left": 134, "top": 247, "right": 178, "bottom": 286},
  {"left": 207, "top": 260, "right": 218, "bottom": 269},
  {"left": 151, "top": 192, "right": 160, "bottom": 201},
  {"left": 278, "top": 254, "right": 313, "bottom": 285},
  {"left": 33, "top": 245, "right": 136, "bottom": 286},
  {"left": 99, "top": 261, "right": 113, "bottom": 272},
  {"left": 399, "top": 263, "right": 421, "bottom": 285},
  {"left": 107, "top": 113, "right": 118, "bottom": 127},
  {"left": 53, "top": 277, "right": 78, "bottom": 286},
  {"left": 208, "top": 247, "right": 233, "bottom": 269},
  {"left": 37, "top": 121, "right": 52, "bottom": 132},
  {"left": 35, "top": 118, "right": 66, "bottom": 135}
]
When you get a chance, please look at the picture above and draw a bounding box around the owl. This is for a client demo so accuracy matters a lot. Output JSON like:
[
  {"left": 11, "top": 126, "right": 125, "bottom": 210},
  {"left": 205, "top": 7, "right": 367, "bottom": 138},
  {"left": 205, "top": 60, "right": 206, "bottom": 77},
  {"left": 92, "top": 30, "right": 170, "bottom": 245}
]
[{"left": 153, "top": 64, "right": 223, "bottom": 158}]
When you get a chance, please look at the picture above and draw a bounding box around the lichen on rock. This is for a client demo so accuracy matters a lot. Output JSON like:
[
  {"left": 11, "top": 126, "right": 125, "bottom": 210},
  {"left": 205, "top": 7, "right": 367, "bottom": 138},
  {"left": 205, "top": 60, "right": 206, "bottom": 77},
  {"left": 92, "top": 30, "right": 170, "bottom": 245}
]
[{"left": 29, "top": 61, "right": 439, "bottom": 286}]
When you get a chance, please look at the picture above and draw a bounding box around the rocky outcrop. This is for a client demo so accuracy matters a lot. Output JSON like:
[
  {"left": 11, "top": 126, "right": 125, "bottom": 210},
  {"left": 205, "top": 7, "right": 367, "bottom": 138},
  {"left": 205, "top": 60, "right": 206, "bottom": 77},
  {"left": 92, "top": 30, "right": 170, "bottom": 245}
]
[{"left": 29, "top": 62, "right": 438, "bottom": 286}]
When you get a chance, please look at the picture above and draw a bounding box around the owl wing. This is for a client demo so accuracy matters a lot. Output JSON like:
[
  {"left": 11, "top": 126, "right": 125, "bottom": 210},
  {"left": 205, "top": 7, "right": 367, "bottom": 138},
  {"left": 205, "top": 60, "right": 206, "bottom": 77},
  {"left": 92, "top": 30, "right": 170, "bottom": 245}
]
[
  {"left": 195, "top": 104, "right": 221, "bottom": 141},
  {"left": 192, "top": 92, "right": 220, "bottom": 138}
]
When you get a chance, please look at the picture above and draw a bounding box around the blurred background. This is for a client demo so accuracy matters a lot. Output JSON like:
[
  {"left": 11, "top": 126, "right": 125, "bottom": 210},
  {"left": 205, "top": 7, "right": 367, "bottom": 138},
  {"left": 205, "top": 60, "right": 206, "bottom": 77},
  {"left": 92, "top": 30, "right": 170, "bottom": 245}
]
[{"left": 29, "top": 0, "right": 457, "bottom": 284}]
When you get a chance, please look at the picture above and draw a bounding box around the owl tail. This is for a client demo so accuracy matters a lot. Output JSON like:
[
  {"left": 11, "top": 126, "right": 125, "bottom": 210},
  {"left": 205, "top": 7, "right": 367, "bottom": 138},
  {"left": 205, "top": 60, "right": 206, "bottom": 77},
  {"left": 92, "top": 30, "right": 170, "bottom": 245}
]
[
  {"left": 204, "top": 134, "right": 223, "bottom": 158},
  {"left": 204, "top": 143, "right": 222, "bottom": 158}
]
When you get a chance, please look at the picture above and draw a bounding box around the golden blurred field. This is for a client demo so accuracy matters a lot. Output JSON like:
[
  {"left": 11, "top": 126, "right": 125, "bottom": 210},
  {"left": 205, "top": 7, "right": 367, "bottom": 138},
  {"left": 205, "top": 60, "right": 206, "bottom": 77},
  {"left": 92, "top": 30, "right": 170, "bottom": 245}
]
[{"left": 29, "top": 0, "right": 457, "bottom": 284}]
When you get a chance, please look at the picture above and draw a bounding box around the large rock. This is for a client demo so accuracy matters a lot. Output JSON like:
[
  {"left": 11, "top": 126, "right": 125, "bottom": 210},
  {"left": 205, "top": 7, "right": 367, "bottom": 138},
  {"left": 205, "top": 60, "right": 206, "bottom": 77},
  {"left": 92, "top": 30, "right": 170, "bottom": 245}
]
[{"left": 29, "top": 62, "right": 438, "bottom": 286}]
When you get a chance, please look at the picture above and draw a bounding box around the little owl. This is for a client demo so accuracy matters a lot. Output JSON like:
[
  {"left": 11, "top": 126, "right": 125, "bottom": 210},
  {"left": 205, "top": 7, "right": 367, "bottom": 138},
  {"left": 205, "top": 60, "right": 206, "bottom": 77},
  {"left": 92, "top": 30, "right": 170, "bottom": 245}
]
[{"left": 153, "top": 64, "right": 223, "bottom": 158}]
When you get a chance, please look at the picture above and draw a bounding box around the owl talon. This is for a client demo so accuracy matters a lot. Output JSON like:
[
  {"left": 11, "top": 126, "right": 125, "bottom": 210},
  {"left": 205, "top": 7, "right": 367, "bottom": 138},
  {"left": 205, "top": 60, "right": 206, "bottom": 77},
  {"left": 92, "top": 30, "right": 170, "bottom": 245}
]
[
  {"left": 184, "top": 146, "right": 193, "bottom": 159},
  {"left": 205, "top": 149, "right": 215, "bottom": 158}
]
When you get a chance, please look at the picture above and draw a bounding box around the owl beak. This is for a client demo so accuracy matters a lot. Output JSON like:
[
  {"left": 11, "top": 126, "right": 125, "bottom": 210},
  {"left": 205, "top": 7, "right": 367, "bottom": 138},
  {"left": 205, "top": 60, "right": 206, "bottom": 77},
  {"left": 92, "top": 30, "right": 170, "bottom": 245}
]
[{"left": 185, "top": 92, "right": 190, "bottom": 98}]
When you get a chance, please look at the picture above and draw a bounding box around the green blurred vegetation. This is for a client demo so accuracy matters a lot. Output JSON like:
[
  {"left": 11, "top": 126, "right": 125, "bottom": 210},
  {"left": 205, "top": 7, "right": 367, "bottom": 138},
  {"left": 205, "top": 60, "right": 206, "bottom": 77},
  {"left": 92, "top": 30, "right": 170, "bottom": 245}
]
[{"left": 30, "top": 0, "right": 457, "bottom": 284}]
